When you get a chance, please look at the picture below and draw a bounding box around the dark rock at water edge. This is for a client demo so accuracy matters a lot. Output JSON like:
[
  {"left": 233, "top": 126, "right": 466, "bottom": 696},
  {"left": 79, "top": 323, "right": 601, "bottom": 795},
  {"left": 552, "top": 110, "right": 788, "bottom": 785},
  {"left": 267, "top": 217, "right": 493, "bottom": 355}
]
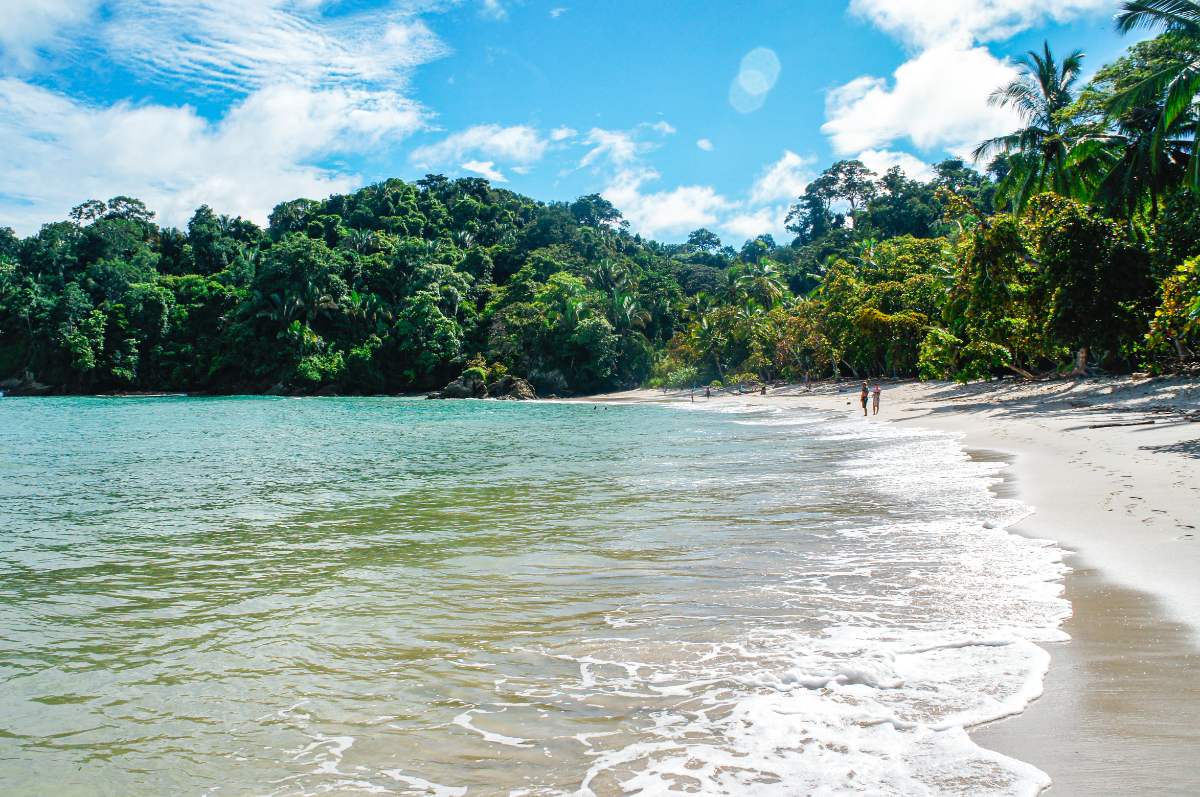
[
  {"left": 490, "top": 376, "right": 538, "bottom": 400},
  {"left": 0, "top": 373, "right": 52, "bottom": 396},
  {"left": 428, "top": 374, "right": 537, "bottom": 401}
]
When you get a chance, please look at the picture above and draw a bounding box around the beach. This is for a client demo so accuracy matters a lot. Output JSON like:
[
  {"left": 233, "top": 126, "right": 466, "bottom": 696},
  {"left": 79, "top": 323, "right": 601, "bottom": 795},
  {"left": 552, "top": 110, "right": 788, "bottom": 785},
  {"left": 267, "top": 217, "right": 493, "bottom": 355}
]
[{"left": 582, "top": 377, "right": 1200, "bottom": 795}]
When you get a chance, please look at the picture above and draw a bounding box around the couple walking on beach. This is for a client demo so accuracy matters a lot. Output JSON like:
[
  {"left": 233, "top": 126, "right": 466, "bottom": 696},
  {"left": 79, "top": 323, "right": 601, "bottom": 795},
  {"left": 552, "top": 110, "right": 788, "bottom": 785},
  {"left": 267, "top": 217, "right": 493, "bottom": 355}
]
[{"left": 860, "top": 381, "right": 881, "bottom": 416}]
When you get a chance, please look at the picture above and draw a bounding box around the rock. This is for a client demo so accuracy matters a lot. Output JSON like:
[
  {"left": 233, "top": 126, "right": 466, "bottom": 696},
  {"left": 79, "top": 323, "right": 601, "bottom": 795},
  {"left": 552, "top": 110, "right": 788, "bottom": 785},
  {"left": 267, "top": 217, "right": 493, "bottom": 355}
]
[
  {"left": 0, "top": 373, "right": 52, "bottom": 396},
  {"left": 439, "top": 372, "right": 488, "bottom": 399},
  {"left": 490, "top": 375, "right": 537, "bottom": 401}
]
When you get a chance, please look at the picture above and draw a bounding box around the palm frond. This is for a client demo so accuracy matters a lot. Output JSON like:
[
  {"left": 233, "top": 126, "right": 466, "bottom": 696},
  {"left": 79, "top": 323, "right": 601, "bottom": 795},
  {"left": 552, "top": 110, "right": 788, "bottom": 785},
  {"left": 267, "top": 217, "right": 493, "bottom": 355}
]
[{"left": 1116, "top": 0, "right": 1200, "bottom": 35}]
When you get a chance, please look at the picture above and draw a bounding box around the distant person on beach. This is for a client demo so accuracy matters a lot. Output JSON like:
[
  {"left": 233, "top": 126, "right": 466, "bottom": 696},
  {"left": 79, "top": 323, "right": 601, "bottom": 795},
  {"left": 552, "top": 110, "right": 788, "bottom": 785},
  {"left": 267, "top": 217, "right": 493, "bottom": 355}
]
[
  {"left": 860, "top": 381, "right": 869, "bottom": 416},
  {"left": 872, "top": 383, "right": 881, "bottom": 415}
]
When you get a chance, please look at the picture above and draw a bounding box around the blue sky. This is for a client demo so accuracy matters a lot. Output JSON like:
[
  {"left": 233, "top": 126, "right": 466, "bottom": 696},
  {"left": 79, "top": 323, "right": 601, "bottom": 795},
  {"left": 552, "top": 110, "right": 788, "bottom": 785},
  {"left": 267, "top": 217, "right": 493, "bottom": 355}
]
[{"left": 0, "top": 0, "right": 1141, "bottom": 242}]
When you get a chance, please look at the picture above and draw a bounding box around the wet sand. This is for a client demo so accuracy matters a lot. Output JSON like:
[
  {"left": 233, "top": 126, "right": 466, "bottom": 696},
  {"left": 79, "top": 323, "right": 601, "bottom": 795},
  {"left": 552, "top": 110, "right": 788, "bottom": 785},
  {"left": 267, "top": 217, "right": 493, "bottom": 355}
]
[
  {"left": 973, "top": 563, "right": 1200, "bottom": 795},
  {"left": 579, "top": 377, "right": 1200, "bottom": 794}
]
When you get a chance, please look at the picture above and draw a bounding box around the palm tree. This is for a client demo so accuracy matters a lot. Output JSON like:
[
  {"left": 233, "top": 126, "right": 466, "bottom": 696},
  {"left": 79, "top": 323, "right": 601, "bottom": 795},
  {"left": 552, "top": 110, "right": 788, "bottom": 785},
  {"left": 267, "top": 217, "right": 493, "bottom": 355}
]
[
  {"left": 1113, "top": 0, "right": 1200, "bottom": 187},
  {"left": 587, "top": 258, "right": 633, "bottom": 295},
  {"left": 734, "top": 258, "right": 787, "bottom": 308},
  {"left": 974, "top": 42, "right": 1086, "bottom": 210}
]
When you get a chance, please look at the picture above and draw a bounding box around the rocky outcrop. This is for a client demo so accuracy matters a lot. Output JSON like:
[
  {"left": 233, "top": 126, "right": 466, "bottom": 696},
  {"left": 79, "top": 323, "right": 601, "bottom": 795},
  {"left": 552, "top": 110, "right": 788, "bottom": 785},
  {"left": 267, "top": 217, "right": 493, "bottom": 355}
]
[
  {"left": 435, "top": 371, "right": 488, "bottom": 399},
  {"left": 0, "top": 373, "right": 52, "bottom": 396},
  {"left": 489, "top": 375, "right": 537, "bottom": 401},
  {"left": 428, "top": 373, "right": 537, "bottom": 401}
]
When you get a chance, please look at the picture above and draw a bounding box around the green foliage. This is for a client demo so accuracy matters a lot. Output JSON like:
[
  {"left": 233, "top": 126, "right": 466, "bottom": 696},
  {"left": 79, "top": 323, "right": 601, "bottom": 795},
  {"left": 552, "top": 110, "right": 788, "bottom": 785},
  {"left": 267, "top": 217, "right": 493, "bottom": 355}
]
[
  {"left": 1148, "top": 256, "right": 1200, "bottom": 354},
  {"left": 5, "top": 15, "right": 1200, "bottom": 402}
]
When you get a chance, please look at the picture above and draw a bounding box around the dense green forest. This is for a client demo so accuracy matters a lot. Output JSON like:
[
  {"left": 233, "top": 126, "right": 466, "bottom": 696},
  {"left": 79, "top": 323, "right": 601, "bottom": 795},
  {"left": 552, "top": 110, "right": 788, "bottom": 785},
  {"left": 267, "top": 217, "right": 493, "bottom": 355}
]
[{"left": 2, "top": 3, "right": 1199, "bottom": 396}]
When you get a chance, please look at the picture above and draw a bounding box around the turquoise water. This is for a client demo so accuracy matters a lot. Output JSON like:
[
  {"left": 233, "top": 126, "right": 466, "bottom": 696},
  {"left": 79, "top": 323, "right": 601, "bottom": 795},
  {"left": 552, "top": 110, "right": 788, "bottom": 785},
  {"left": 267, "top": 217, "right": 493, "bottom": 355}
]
[{"left": 0, "top": 397, "right": 1067, "bottom": 795}]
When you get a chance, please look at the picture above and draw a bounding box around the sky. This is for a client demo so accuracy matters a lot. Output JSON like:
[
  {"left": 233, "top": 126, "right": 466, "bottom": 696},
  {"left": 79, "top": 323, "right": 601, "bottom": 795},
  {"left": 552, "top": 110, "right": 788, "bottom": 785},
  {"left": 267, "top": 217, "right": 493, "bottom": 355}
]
[{"left": 0, "top": 0, "right": 1143, "bottom": 243}]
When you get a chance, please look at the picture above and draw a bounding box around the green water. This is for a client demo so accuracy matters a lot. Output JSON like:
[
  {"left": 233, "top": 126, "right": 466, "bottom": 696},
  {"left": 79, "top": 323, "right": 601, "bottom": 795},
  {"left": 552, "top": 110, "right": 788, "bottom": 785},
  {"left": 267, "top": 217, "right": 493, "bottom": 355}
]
[{"left": 0, "top": 397, "right": 1066, "bottom": 796}]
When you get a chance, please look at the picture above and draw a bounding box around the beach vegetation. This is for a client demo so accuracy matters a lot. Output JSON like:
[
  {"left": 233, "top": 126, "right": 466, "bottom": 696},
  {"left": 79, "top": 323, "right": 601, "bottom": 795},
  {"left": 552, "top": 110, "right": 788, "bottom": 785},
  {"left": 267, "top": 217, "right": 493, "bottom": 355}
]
[{"left": 1, "top": 9, "right": 1199, "bottom": 393}]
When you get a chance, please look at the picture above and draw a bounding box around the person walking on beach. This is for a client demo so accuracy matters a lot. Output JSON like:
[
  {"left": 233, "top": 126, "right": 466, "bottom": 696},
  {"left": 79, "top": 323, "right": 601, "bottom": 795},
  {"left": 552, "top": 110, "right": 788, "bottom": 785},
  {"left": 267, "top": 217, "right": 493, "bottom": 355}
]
[
  {"left": 860, "top": 381, "right": 869, "bottom": 417},
  {"left": 872, "top": 383, "right": 881, "bottom": 416}
]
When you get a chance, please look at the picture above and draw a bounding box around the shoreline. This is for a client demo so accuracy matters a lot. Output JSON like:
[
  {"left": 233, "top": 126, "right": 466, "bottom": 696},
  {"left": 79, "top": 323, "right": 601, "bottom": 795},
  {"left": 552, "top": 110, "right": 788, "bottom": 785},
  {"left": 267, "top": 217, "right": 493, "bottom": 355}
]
[{"left": 579, "top": 378, "right": 1200, "bottom": 794}]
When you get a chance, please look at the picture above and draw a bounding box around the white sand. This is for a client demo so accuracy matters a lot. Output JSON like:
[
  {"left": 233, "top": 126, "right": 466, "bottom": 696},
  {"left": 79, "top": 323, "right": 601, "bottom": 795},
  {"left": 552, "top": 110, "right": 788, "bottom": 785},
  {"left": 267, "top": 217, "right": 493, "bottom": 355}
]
[{"left": 578, "top": 377, "right": 1200, "bottom": 794}]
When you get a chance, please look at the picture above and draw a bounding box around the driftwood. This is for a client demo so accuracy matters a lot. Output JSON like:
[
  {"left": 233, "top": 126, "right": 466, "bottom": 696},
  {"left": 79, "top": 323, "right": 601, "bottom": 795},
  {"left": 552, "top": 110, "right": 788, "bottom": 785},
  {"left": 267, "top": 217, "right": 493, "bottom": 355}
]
[{"left": 1086, "top": 420, "right": 1157, "bottom": 429}]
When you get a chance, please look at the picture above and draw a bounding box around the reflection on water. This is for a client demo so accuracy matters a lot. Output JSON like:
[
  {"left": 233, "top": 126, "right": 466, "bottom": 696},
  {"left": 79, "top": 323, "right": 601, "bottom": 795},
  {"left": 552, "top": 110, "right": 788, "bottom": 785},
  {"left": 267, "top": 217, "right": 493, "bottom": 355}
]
[{"left": 0, "top": 397, "right": 1067, "bottom": 795}]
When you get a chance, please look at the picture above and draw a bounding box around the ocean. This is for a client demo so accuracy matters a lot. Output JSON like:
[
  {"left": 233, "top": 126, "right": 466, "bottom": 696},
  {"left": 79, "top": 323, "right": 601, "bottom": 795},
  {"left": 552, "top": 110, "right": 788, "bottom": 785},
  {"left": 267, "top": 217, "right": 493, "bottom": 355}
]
[{"left": 0, "top": 396, "right": 1068, "bottom": 795}]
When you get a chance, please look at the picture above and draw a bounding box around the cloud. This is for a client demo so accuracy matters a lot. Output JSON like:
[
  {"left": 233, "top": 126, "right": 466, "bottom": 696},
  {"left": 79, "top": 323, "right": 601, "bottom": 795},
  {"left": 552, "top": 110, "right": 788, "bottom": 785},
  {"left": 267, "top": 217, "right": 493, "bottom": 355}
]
[
  {"left": 411, "top": 124, "right": 548, "bottom": 167},
  {"left": 602, "top": 169, "right": 735, "bottom": 239},
  {"left": 461, "top": 160, "right": 507, "bottom": 182},
  {"left": 578, "top": 122, "right": 675, "bottom": 169},
  {"left": 822, "top": 44, "right": 1021, "bottom": 156},
  {"left": 549, "top": 7, "right": 568, "bottom": 18},
  {"left": 550, "top": 126, "right": 577, "bottom": 141},
  {"left": 480, "top": 0, "right": 507, "bottom": 20},
  {"left": 0, "top": 1, "right": 453, "bottom": 234},
  {"left": 750, "top": 150, "right": 816, "bottom": 204},
  {"left": 98, "top": 1, "right": 446, "bottom": 95},
  {"left": 580, "top": 132, "right": 813, "bottom": 242},
  {"left": 855, "top": 148, "right": 936, "bottom": 181},
  {"left": 722, "top": 206, "right": 790, "bottom": 240},
  {"left": 0, "top": 78, "right": 423, "bottom": 234},
  {"left": 826, "top": 0, "right": 1112, "bottom": 162},
  {"left": 579, "top": 129, "right": 641, "bottom": 168},
  {"left": 697, "top": 138, "right": 714, "bottom": 151},
  {"left": 849, "top": 0, "right": 1112, "bottom": 49},
  {"left": 0, "top": 0, "right": 99, "bottom": 71}
]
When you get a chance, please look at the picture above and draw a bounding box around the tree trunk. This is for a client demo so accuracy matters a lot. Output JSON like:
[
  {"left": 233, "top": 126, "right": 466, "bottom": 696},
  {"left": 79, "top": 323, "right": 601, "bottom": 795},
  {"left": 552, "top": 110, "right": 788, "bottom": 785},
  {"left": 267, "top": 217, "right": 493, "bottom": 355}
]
[
  {"left": 1005, "top": 363, "right": 1038, "bottom": 380},
  {"left": 1071, "top": 346, "right": 1089, "bottom": 377}
]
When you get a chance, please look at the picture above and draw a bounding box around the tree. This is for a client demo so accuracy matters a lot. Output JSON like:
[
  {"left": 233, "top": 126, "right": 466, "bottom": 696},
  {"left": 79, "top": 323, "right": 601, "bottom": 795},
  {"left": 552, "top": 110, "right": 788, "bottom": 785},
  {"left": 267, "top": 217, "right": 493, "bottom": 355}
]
[
  {"left": 1070, "top": 35, "right": 1199, "bottom": 218},
  {"left": 686, "top": 228, "right": 723, "bottom": 254},
  {"left": 569, "top": 194, "right": 626, "bottom": 229},
  {"left": 734, "top": 258, "right": 787, "bottom": 308},
  {"left": 974, "top": 42, "right": 1086, "bottom": 210},
  {"left": 1114, "top": 1, "right": 1200, "bottom": 187},
  {"left": 1024, "top": 194, "right": 1154, "bottom": 371}
]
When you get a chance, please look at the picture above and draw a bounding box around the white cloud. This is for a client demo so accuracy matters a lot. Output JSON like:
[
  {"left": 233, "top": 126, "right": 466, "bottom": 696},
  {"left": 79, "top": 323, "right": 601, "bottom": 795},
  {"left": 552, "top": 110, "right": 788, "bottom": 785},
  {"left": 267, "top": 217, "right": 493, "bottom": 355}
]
[
  {"left": 849, "top": 0, "right": 1111, "bottom": 49},
  {"left": 827, "top": 0, "right": 1111, "bottom": 162},
  {"left": 722, "top": 206, "right": 790, "bottom": 241},
  {"left": 461, "top": 160, "right": 507, "bottom": 182},
  {"left": 696, "top": 138, "right": 714, "bottom": 151},
  {"left": 480, "top": 0, "right": 507, "bottom": 20},
  {"left": 100, "top": 1, "right": 446, "bottom": 94},
  {"left": 749, "top": 150, "right": 816, "bottom": 204},
  {"left": 602, "top": 169, "right": 734, "bottom": 239},
  {"left": 855, "top": 148, "right": 936, "bottom": 181},
  {"left": 550, "top": 126, "right": 577, "bottom": 141},
  {"left": 822, "top": 44, "right": 1021, "bottom": 156},
  {"left": 579, "top": 128, "right": 641, "bottom": 168},
  {"left": 411, "top": 124, "right": 548, "bottom": 167},
  {"left": 0, "top": 0, "right": 99, "bottom": 71},
  {"left": 578, "top": 122, "right": 675, "bottom": 169},
  {"left": 0, "top": 78, "right": 423, "bottom": 234},
  {"left": 549, "top": 7, "right": 568, "bottom": 18}
]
